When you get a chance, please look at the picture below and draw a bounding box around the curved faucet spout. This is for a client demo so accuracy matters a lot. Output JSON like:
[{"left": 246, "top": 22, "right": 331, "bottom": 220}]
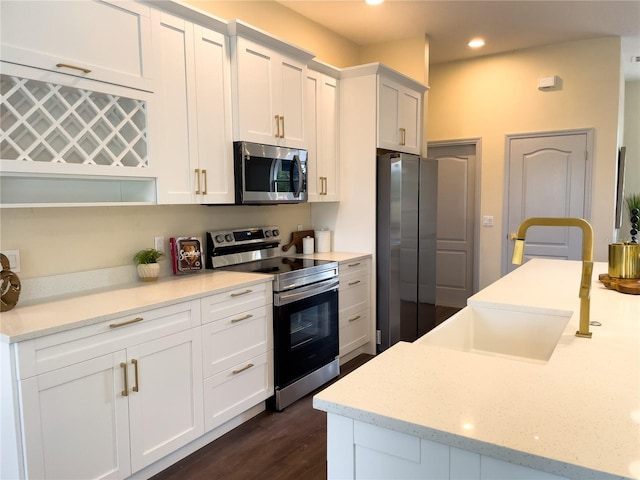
[{"left": 510, "top": 217, "right": 594, "bottom": 339}]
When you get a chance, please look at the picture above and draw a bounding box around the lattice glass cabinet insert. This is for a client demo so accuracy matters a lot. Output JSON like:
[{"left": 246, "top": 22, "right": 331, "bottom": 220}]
[{"left": 1, "top": 74, "right": 149, "bottom": 170}]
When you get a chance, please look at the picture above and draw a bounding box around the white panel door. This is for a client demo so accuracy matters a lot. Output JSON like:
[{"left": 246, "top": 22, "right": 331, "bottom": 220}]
[
  {"left": 127, "top": 328, "right": 203, "bottom": 473},
  {"left": 429, "top": 144, "right": 476, "bottom": 308},
  {"left": 505, "top": 132, "right": 590, "bottom": 274},
  {"left": 19, "top": 352, "right": 131, "bottom": 480}
]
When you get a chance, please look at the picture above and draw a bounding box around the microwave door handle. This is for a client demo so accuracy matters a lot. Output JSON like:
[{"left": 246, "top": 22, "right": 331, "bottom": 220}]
[{"left": 293, "top": 155, "right": 303, "bottom": 197}]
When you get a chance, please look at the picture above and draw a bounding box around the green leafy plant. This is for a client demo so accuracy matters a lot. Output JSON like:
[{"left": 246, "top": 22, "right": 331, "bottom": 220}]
[
  {"left": 625, "top": 193, "right": 640, "bottom": 214},
  {"left": 132, "top": 248, "right": 164, "bottom": 265}
]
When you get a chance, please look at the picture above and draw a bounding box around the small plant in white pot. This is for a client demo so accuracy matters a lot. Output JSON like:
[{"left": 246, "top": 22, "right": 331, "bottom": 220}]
[{"left": 133, "top": 248, "right": 164, "bottom": 282}]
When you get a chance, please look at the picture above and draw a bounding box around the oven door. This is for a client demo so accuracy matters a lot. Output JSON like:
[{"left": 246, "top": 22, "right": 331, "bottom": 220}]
[
  {"left": 273, "top": 279, "right": 339, "bottom": 388},
  {"left": 234, "top": 141, "right": 307, "bottom": 204}
]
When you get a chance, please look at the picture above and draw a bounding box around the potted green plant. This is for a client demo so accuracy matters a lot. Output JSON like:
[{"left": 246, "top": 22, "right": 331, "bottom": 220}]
[
  {"left": 133, "top": 248, "right": 164, "bottom": 282},
  {"left": 626, "top": 193, "right": 640, "bottom": 243}
]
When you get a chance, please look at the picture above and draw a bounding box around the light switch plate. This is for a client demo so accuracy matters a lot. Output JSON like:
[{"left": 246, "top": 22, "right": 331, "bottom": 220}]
[
  {"left": 1, "top": 250, "right": 21, "bottom": 272},
  {"left": 154, "top": 236, "right": 165, "bottom": 253},
  {"left": 482, "top": 215, "right": 494, "bottom": 227}
]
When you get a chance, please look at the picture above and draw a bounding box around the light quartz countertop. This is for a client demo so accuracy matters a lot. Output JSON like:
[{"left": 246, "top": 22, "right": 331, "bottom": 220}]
[
  {"left": 313, "top": 259, "right": 640, "bottom": 480},
  {"left": 0, "top": 251, "right": 370, "bottom": 344}
]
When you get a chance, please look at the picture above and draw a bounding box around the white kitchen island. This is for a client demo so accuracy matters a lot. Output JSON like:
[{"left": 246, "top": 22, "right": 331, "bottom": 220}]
[{"left": 313, "top": 259, "right": 640, "bottom": 480}]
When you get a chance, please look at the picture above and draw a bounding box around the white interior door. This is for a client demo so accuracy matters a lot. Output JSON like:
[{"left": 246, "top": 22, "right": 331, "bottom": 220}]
[
  {"left": 504, "top": 131, "right": 591, "bottom": 274},
  {"left": 428, "top": 144, "right": 476, "bottom": 308}
]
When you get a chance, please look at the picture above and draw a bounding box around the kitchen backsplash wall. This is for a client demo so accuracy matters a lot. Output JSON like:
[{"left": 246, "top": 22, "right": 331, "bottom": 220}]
[{"left": 0, "top": 203, "right": 311, "bottom": 280}]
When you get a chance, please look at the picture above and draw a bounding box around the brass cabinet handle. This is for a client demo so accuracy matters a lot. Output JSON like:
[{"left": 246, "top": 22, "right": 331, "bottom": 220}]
[
  {"left": 202, "top": 169, "right": 208, "bottom": 195},
  {"left": 230, "top": 289, "right": 253, "bottom": 297},
  {"left": 320, "top": 177, "right": 328, "bottom": 195},
  {"left": 348, "top": 280, "right": 361, "bottom": 286},
  {"left": 348, "top": 315, "right": 361, "bottom": 323},
  {"left": 275, "top": 115, "right": 281, "bottom": 138},
  {"left": 195, "top": 168, "right": 202, "bottom": 194},
  {"left": 132, "top": 359, "right": 139, "bottom": 392},
  {"left": 120, "top": 362, "right": 129, "bottom": 397},
  {"left": 280, "top": 116, "right": 285, "bottom": 138},
  {"left": 56, "top": 62, "right": 91, "bottom": 74},
  {"left": 399, "top": 127, "right": 406, "bottom": 146},
  {"left": 348, "top": 262, "right": 361, "bottom": 268},
  {"left": 110, "top": 317, "right": 143, "bottom": 329},
  {"left": 232, "top": 363, "right": 254, "bottom": 375},
  {"left": 231, "top": 314, "right": 253, "bottom": 323}
]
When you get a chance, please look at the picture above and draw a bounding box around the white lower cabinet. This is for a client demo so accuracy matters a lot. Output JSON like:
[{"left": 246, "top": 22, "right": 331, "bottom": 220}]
[
  {"left": 200, "top": 283, "right": 274, "bottom": 432},
  {"left": 338, "top": 258, "right": 371, "bottom": 358},
  {"left": 5, "top": 279, "right": 275, "bottom": 479},
  {"left": 16, "top": 301, "right": 203, "bottom": 479},
  {"left": 327, "top": 414, "right": 571, "bottom": 480}
]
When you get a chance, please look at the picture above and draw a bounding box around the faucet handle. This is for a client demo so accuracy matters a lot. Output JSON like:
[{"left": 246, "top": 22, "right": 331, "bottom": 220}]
[{"left": 508, "top": 232, "right": 518, "bottom": 240}]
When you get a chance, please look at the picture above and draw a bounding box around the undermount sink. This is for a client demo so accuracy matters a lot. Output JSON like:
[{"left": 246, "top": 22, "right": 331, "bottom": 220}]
[{"left": 416, "top": 305, "right": 571, "bottom": 363}]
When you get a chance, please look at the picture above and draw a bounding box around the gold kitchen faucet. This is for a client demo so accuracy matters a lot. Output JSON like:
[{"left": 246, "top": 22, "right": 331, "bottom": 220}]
[{"left": 511, "top": 217, "right": 594, "bottom": 338}]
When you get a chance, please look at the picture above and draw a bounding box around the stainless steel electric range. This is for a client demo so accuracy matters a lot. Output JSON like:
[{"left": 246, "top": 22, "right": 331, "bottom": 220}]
[{"left": 206, "top": 226, "right": 340, "bottom": 411}]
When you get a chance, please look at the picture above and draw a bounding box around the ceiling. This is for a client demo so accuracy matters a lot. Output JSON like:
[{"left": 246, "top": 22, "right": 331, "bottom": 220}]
[{"left": 276, "top": 0, "right": 640, "bottom": 80}]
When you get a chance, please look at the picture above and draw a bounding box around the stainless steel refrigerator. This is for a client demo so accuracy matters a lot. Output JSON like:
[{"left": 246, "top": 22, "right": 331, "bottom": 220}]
[{"left": 377, "top": 150, "right": 438, "bottom": 352}]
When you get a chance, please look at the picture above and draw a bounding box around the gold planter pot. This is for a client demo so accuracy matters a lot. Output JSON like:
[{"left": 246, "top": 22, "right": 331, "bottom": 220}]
[{"left": 608, "top": 243, "right": 640, "bottom": 279}]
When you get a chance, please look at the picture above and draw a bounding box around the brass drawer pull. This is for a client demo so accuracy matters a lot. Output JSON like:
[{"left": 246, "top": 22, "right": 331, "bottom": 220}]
[
  {"left": 195, "top": 168, "right": 202, "bottom": 194},
  {"left": 232, "top": 363, "right": 254, "bottom": 375},
  {"left": 120, "top": 362, "right": 129, "bottom": 397},
  {"left": 280, "top": 115, "right": 285, "bottom": 138},
  {"left": 275, "top": 115, "right": 281, "bottom": 138},
  {"left": 348, "top": 280, "right": 361, "bottom": 286},
  {"left": 56, "top": 62, "right": 91, "bottom": 74},
  {"left": 348, "top": 262, "right": 361, "bottom": 268},
  {"left": 348, "top": 315, "right": 361, "bottom": 323},
  {"left": 132, "top": 359, "right": 139, "bottom": 392},
  {"left": 110, "top": 317, "right": 143, "bottom": 328},
  {"left": 231, "top": 314, "right": 253, "bottom": 323},
  {"left": 230, "top": 289, "right": 252, "bottom": 297}
]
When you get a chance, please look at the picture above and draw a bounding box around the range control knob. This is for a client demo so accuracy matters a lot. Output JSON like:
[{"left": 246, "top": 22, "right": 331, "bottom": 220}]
[
  {"left": 272, "top": 229, "right": 280, "bottom": 237},
  {"left": 225, "top": 234, "right": 233, "bottom": 242},
  {"left": 214, "top": 234, "right": 224, "bottom": 243},
  {"left": 265, "top": 230, "right": 272, "bottom": 237}
]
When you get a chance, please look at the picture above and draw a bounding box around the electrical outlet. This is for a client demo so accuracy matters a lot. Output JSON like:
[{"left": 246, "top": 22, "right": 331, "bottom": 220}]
[
  {"left": 1, "top": 250, "right": 21, "bottom": 272},
  {"left": 297, "top": 224, "right": 303, "bottom": 231},
  {"left": 154, "top": 236, "right": 165, "bottom": 253}
]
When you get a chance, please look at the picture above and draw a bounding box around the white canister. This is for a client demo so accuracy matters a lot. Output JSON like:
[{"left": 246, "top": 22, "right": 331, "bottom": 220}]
[
  {"left": 302, "top": 236, "right": 315, "bottom": 254},
  {"left": 315, "top": 229, "right": 331, "bottom": 253}
]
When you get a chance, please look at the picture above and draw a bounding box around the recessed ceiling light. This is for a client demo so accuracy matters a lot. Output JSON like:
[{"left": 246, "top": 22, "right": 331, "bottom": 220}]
[
  {"left": 366, "top": 0, "right": 384, "bottom": 5},
  {"left": 468, "top": 39, "right": 485, "bottom": 48}
]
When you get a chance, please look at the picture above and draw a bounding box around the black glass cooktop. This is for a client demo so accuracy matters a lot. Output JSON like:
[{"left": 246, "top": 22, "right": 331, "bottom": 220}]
[{"left": 224, "top": 256, "right": 334, "bottom": 275}]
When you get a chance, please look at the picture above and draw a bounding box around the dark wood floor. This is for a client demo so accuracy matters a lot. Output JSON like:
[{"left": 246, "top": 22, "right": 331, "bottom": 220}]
[{"left": 151, "top": 306, "right": 460, "bottom": 480}]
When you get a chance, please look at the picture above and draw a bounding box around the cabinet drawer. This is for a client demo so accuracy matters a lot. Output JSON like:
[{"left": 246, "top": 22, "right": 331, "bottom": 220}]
[
  {"left": 339, "top": 307, "right": 369, "bottom": 357},
  {"left": 201, "top": 282, "right": 271, "bottom": 324},
  {"left": 203, "top": 351, "right": 274, "bottom": 432},
  {"left": 0, "top": 0, "right": 153, "bottom": 91},
  {"left": 340, "top": 277, "right": 368, "bottom": 310},
  {"left": 340, "top": 259, "right": 370, "bottom": 281},
  {"left": 16, "top": 301, "right": 199, "bottom": 379},
  {"left": 201, "top": 305, "right": 272, "bottom": 378}
]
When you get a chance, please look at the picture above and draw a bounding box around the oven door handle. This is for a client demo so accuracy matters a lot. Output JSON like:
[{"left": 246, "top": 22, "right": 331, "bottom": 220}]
[{"left": 274, "top": 278, "right": 339, "bottom": 307}]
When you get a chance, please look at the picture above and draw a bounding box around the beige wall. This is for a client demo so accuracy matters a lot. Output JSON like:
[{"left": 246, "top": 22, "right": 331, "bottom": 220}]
[{"left": 428, "top": 36, "right": 622, "bottom": 288}]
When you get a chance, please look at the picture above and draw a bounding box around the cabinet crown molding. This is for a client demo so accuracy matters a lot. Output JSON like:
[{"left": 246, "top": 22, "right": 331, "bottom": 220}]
[
  {"left": 340, "top": 62, "right": 429, "bottom": 92},
  {"left": 227, "top": 19, "right": 315, "bottom": 62}
]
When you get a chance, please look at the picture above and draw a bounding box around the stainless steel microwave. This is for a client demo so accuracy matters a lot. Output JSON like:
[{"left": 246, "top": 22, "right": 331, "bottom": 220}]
[{"left": 234, "top": 141, "right": 308, "bottom": 205}]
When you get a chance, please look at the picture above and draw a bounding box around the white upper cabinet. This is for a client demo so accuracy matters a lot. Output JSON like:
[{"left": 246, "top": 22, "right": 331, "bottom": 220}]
[
  {"left": 228, "top": 20, "right": 314, "bottom": 149},
  {"left": 0, "top": 0, "right": 153, "bottom": 92},
  {"left": 306, "top": 62, "right": 340, "bottom": 202},
  {"left": 150, "top": 10, "right": 234, "bottom": 204},
  {"left": 377, "top": 74, "right": 424, "bottom": 155}
]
